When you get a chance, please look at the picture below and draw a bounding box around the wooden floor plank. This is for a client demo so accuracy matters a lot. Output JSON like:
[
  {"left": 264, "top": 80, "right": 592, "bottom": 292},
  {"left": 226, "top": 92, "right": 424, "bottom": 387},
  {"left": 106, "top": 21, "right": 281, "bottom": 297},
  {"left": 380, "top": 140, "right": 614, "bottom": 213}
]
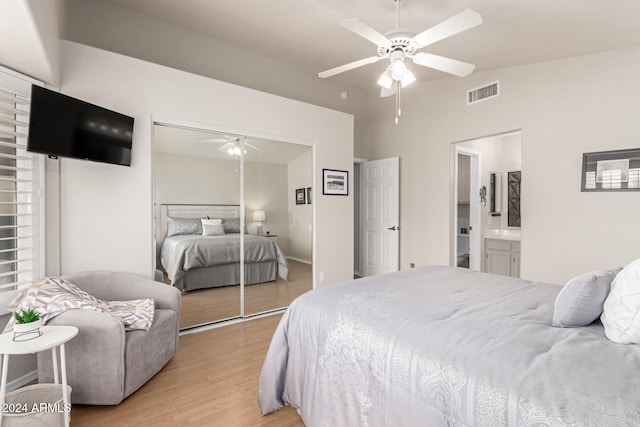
[
  {"left": 70, "top": 314, "right": 303, "bottom": 426},
  {"left": 178, "top": 260, "right": 312, "bottom": 328}
]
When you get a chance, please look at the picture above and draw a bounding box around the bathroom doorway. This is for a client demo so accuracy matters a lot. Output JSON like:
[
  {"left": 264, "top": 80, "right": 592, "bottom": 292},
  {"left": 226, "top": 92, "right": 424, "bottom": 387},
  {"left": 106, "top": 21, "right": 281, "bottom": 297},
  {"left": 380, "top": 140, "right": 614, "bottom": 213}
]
[{"left": 452, "top": 131, "right": 523, "bottom": 273}]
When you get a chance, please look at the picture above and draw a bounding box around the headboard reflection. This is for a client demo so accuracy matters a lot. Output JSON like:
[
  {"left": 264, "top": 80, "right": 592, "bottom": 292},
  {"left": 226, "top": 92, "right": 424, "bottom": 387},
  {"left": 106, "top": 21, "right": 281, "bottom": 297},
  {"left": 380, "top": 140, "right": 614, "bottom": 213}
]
[{"left": 160, "top": 204, "right": 241, "bottom": 239}]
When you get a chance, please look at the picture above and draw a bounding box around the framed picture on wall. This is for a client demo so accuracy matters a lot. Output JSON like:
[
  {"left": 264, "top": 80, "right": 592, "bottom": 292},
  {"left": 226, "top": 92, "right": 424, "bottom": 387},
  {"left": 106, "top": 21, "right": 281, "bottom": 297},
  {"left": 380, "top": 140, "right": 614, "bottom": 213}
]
[
  {"left": 295, "top": 188, "right": 306, "bottom": 205},
  {"left": 581, "top": 148, "right": 640, "bottom": 191},
  {"left": 507, "top": 171, "right": 521, "bottom": 227},
  {"left": 307, "top": 187, "right": 312, "bottom": 204},
  {"left": 322, "top": 169, "right": 348, "bottom": 195}
]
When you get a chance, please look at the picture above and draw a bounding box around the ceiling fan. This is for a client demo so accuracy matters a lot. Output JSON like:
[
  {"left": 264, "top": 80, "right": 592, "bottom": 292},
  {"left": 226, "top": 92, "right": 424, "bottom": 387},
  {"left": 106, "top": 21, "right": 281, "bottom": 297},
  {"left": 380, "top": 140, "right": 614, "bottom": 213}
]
[
  {"left": 199, "top": 135, "right": 264, "bottom": 156},
  {"left": 318, "top": 3, "right": 482, "bottom": 98}
]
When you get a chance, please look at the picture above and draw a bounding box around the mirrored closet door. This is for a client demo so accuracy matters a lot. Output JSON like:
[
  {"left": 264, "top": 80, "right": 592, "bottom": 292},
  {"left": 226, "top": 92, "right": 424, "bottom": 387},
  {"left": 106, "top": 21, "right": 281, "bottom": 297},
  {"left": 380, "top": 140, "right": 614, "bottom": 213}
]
[
  {"left": 243, "top": 139, "right": 313, "bottom": 316},
  {"left": 153, "top": 123, "right": 313, "bottom": 329}
]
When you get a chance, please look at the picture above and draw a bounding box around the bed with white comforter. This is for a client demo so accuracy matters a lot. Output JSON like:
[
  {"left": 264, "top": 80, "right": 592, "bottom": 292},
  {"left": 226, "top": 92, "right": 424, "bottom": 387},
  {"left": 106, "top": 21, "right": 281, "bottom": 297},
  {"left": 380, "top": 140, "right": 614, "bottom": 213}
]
[
  {"left": 161, "top": 233, "right": 288, "bottom": 291},
  {"left": 259, "top": 265, "right": 640, "bottom": 426}
]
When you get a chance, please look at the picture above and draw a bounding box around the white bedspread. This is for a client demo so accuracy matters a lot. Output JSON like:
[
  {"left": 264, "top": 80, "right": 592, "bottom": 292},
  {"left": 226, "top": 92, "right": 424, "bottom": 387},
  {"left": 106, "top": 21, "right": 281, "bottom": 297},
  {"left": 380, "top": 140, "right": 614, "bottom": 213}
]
[
  {"left": 161, "top": 234, "right": 288, "bottom": 284},
  {"left": 259, "top": 265, "right": 640, "bottom": 426}
]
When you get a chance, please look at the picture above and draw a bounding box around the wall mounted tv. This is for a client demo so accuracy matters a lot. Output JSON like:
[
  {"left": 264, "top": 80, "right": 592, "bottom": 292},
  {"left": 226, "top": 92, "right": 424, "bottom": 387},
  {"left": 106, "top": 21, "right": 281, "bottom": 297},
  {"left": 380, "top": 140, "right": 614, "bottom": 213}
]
[{"left": 27, "top": 85, "right": 134, "bottom": 167}]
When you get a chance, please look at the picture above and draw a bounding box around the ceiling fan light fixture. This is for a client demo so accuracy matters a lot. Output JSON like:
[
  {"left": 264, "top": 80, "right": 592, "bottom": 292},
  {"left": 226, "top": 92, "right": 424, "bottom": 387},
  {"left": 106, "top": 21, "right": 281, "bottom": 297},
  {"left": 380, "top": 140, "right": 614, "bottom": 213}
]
[
  {"left": 400, "top": 68, "right": 416, "bottom": 87},
  {"left": 318, "top": 5, "right": 482, "bottom": 125},
  {"left": 390, "top": 58, "right": 407, "bottom": 80},
  {"left": 377, "top": 69, "right": 394, "bottom": 89},
  {"left": 227, "top": 145, "right": 242, "bottom": 156}
]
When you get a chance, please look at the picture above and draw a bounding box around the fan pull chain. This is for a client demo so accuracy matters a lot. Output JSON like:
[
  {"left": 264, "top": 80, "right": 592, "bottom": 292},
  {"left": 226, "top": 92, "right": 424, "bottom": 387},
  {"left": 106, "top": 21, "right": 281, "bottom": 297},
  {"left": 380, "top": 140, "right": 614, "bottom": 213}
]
[
  {"left": 395, "top": 86, "right": 398, "bottom": 124},
  {"left": 395, "top": 81, "right": 401, "bottom": 125},
  {"left": 394, "top": 0, "right": 403, "bottom": 125},
  {"left": 398, "top": 82, "right": 402, "bottom": 117}
]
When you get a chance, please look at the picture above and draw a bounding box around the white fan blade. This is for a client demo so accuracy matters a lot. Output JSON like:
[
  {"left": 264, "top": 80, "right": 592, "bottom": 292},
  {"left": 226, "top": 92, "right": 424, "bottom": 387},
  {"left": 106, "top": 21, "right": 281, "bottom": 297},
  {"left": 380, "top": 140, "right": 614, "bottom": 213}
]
[
  {"left": 319, "top": 56, "right": 383, "bottom": 78},
  {"left": 199, "top": 138, "right": 228, "bottom": 143},
  {"left": 380, "top": 84, "right": 396, "bottom": 98},
  {"left": 412, "top": 9, "right": 482, "bottom": 48},
  {"left": 200, "top": 134, "right": 242, "bottom": 143},
  {"left": 412, "top": 52, "right": 476, "bottom": 77},
  {"left": 340, "top": 18, "right": 391, "bottom": 48},
  {"left": 245, "top": 142, "right": 264, "bottom": 152}
]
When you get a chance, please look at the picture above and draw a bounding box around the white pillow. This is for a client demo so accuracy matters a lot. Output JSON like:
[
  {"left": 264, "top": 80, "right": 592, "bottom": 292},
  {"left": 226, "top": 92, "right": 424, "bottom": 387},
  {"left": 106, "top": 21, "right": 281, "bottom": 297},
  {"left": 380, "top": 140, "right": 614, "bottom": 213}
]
[
  {"left": 601, "top": 258, "right": 640, "bottom": 344},
  {"left": 201, "top": 218, "right": 225, "bottom": 236}
]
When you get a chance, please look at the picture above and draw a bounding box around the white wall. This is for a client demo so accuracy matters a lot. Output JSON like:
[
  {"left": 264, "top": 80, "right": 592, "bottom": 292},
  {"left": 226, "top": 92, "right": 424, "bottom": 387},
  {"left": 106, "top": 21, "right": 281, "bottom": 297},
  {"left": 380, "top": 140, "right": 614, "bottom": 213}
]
[
  {"left": 365, "top": 46, "right": 640, "bottom": 285},
  {"left": 244, "top": 160, "right": 289, "bottom": 243},
  {"left": 501, "top": 134, "right": 522, "bottom": 173},
  {"left": 286, "top": 150, "right": 313, "bottom": 262},
  {"left": 55, "top": 41, "right": 354, "bottom": 285},
  {"left": 63, "top": 0, "right": 369, "bottom": 157},
  {"left": 155, "top": 153, "right": 241, "bottom": 206}
]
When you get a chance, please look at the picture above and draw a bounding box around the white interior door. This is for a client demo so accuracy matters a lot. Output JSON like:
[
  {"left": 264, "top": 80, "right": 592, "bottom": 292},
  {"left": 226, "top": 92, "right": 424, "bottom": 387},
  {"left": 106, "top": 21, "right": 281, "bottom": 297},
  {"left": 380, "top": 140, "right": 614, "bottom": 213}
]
[{"left": 360, "top": 157, "right": 400, "bottom": 277}]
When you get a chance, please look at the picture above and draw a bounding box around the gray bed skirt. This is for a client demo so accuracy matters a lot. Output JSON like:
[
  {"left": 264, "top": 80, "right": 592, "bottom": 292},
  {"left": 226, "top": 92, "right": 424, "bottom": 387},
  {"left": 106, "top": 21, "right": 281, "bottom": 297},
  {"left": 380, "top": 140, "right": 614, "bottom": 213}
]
[{"left": 174, "top": 261, "right": 277, "bottom": 292}]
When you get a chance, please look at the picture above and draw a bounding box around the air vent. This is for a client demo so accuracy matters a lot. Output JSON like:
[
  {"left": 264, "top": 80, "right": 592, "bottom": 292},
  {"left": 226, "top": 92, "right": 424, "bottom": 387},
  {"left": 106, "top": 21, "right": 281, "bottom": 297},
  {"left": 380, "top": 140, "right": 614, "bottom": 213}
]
[{"left": 467, "top": 81, "right": 500, "bottom": 105}]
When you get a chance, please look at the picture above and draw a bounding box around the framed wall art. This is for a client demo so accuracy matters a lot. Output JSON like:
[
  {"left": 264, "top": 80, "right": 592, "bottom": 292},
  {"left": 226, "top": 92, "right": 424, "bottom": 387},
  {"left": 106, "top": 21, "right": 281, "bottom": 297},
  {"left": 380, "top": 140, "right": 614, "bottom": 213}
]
[
  {"left": 295, "top": 188, "right": 306, "bottom": 205},
  {"left": 581, "top": 148, "right": 640, "bottom": 192},
  {"left": 322, "top": 169, "right": 348, "bottom": 196},
  {"left": 507, "top": 171, "right": 521, "bottom": 227}
]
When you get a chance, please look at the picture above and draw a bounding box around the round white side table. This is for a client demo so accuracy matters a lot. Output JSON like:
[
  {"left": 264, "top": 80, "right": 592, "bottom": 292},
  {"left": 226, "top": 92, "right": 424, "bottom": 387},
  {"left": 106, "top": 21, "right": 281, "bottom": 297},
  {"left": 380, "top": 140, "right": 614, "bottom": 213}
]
[{"left": 0, "top": 325, "right": 78, "bottom": 426}]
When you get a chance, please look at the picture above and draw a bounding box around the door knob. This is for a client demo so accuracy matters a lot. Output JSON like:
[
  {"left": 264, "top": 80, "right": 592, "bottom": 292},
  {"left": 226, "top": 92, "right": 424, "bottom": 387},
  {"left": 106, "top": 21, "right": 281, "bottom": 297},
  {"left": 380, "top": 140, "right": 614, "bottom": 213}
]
[{"left": 388, "top": 226, "right": 398, "bottom": 231}]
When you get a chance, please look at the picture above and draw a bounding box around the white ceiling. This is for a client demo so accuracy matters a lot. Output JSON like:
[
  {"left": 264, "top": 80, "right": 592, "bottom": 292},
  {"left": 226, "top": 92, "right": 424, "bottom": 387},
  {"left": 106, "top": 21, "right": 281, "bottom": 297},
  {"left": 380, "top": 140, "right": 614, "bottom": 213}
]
[
  {"left": 0, "top": 0, "right": 64, "bottom": 85},
  {"left": 154, "top": 125, "right": 311, "bottom": 164},
  {"left": 106, "top": 0, "right": 640, "bottom": 90}
]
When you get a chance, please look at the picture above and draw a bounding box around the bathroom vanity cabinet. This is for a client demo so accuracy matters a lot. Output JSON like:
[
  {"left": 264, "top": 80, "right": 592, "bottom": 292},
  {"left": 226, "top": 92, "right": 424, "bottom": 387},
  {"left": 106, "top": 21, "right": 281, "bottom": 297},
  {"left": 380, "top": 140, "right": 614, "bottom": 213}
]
[{"left": 485, "top": 238, "right": 520, "bottom": 278}]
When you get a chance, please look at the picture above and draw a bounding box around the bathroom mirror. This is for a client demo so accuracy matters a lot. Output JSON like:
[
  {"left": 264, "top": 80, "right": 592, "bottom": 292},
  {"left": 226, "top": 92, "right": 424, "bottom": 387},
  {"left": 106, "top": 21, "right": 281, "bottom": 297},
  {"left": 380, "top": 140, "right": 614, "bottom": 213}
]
[{"left": 490, "top": 172, "right": 502, "bottom": 215}]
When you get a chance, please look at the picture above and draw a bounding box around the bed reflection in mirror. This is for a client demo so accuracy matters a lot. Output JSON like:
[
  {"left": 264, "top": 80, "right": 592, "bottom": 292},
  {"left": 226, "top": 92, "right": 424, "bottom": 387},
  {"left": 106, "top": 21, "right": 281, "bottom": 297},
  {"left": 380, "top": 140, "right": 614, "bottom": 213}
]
[{"left": 153, "top": 124, "right": 313, "bottom": 328}]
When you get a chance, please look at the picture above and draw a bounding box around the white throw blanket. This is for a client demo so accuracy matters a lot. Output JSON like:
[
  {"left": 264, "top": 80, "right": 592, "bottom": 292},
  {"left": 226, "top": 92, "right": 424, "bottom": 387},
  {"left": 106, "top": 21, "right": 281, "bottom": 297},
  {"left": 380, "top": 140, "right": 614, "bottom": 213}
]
[{"left": 4, "top": 277, "right": 155, "bottom": 332}]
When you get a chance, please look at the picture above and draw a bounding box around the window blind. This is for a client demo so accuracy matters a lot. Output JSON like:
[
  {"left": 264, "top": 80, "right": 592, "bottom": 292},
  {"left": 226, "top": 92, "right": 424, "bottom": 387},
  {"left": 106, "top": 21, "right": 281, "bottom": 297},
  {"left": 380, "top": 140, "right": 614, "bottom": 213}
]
[{"left": 0, "top": 68, "right": 44, "bottom": 297}]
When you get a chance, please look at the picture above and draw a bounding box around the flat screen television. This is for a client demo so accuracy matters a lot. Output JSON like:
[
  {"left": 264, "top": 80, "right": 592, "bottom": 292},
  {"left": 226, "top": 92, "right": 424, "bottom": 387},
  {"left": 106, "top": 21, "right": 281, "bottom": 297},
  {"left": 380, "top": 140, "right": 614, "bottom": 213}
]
[{"left": 27, "top": 85, "right": 134, "bottom": 166}]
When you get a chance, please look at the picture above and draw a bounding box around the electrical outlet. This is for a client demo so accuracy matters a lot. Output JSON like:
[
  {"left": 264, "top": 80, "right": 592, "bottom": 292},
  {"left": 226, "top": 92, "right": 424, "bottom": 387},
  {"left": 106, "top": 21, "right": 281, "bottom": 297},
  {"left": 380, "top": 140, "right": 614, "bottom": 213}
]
[{"left": 319, "top": 271, "right": 326, "bottom": 282}]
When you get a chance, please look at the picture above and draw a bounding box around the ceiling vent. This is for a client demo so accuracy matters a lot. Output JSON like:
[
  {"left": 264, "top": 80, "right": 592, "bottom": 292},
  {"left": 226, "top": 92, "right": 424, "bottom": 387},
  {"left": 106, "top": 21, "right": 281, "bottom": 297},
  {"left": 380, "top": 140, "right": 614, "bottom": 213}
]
[{"left": 467, "top": 81, "right": 499, "bottom": 105}]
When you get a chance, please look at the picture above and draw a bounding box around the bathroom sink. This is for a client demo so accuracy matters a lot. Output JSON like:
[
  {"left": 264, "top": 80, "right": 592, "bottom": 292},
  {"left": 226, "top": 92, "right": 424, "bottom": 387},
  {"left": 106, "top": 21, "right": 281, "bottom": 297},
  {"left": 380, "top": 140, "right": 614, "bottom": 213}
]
[{"left": 486, "top": 229, "right": 521, "bottom": 240}]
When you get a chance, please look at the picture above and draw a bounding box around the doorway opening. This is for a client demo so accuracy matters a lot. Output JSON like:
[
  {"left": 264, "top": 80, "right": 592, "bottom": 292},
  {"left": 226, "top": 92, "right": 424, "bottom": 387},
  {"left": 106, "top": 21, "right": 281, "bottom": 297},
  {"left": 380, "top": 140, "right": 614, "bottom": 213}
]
[{"left": 451, "top": 131, "right": 523, "bottom": 274}]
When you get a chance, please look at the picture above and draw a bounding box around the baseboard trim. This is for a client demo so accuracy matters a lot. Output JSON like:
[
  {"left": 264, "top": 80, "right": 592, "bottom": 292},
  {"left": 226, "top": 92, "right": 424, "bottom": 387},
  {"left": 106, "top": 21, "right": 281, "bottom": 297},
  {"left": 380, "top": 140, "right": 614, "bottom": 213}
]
[
  {"left": 286, "top": 256, "right": 311, "bottom": 265},
  {"left": 7, "top": 370, "right": 38, "bottom": 392}
]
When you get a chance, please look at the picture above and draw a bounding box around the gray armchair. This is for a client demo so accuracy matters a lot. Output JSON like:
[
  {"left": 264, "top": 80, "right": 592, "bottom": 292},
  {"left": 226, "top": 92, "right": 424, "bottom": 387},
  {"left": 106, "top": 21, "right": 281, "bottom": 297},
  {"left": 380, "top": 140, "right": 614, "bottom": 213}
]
[{"left": 37, "top": 271, "right": 181, "bottom": 405}]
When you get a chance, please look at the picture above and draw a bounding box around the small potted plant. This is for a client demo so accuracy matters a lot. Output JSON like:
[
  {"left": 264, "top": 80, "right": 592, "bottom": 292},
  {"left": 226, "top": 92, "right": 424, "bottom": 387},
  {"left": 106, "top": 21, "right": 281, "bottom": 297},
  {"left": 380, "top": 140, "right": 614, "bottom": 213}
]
[{"left": 12, "top": 308, "right": 42, "bottom": 341}]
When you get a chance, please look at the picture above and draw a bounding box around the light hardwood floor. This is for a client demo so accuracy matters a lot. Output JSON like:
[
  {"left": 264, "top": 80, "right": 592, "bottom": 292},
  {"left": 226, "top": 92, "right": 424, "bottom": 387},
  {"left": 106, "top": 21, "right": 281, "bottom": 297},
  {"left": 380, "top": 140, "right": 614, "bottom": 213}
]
[
  {"left": 178, "top": 260, "right": 312, "bottom": 328},
  {"left": 70, "top": 314, "right": 304, "bottom": 426}
]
